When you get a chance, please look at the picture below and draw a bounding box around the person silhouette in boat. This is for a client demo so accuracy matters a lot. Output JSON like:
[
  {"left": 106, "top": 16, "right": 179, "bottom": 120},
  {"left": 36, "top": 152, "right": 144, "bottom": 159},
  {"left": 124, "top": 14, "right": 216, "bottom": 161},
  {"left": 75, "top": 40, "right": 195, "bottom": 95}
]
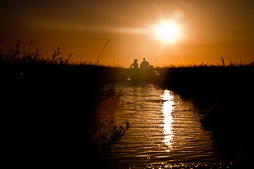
[
  {"left": 140, "top": 57, "right": 149, "bottom": 70},
  {"left": 140, "top": 57, "right": 150, "bottom": 81},
  {"left": 130, "top": 59, "right": 138, "bottom": 69},
  {"left": 130, "top": 59, "right": 139, "bottom": 81}
]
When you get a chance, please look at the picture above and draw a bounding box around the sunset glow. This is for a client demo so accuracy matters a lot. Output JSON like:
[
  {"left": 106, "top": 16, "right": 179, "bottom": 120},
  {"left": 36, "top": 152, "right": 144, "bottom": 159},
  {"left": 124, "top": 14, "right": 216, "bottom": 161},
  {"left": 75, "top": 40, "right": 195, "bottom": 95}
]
[
  {"left": 1, "top": 0, "right": 253, "bottom": 67},
  {"left": 153, "top": 20, "right": 183, "bottom": 44}
]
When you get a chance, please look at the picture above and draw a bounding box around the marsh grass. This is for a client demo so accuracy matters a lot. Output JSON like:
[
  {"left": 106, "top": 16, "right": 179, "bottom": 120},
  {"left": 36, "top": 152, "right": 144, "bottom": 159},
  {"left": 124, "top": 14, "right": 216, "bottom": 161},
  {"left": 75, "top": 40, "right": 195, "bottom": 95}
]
[
  {"left": 158, "top": 64, "right": 254, "bottom": 98},
  {"left": 2, "top": 40, "right": 254, "bottom": 167},
  {"left": 83, "top": 86, "right": 129, "bottom": 164},
  {"left": 159, "top": 64, "right": 254, "bottom": 165},
  {"left": 0, "top": 40, "right": 131, "bottom": 167},
  {"left": 81, "top": 119, "right": 130, "bottom": 168}
]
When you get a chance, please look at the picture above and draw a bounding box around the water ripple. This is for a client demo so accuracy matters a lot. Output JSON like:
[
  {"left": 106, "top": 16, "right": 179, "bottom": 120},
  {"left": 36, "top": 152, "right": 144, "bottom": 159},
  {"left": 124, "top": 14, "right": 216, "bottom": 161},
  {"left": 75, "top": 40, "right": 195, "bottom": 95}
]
[{"left": 99, "top": 83, "right": 216, "bottom": 168}]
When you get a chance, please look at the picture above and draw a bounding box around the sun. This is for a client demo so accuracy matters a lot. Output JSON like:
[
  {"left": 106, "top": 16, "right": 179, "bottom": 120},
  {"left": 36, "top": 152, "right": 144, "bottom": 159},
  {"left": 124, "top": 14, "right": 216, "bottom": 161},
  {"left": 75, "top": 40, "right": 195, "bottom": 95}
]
[{"left": 153, "top": 20, "right": 183, "bottom": 44}]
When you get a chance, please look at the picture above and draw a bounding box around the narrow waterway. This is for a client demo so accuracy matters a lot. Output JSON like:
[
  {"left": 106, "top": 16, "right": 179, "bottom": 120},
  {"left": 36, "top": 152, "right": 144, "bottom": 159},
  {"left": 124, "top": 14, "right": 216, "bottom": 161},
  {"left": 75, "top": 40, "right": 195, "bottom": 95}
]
[{"left": 96, "top": 82, "right": 220, "bottom": 168}]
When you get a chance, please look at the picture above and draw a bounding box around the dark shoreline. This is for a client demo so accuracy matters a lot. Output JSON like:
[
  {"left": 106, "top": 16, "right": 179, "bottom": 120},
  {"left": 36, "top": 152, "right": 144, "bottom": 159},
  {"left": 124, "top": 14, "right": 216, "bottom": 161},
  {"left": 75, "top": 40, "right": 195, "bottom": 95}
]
[{"left": 1, "top": 60, "right": 254, "bottom": 168}]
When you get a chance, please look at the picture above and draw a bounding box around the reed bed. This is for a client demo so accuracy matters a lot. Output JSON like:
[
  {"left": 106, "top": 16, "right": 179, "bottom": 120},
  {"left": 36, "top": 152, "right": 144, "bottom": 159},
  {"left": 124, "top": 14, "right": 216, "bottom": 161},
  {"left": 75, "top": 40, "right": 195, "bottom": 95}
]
[
  {"left": 1, "top": 40, "right": 253, "bottom": 167},
  {"left": 0, "top": 42, "right": 130, "bottom": 167}
]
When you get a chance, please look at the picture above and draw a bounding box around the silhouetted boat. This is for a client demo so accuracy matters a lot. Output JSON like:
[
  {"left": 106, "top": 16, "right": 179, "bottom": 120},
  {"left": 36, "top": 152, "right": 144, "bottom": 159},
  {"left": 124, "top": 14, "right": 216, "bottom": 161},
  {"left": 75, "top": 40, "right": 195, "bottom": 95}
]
[{"left": 128, "top": 68, "right": 160, "bottom": 83}]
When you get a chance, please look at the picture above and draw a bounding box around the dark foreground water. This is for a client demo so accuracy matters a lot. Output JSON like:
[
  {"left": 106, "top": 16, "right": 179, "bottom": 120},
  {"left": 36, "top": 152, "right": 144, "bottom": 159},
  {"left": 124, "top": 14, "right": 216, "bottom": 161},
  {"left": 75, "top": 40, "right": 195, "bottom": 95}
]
[{"left": 94, "top": 82, "right": 253, "bottom": 169}]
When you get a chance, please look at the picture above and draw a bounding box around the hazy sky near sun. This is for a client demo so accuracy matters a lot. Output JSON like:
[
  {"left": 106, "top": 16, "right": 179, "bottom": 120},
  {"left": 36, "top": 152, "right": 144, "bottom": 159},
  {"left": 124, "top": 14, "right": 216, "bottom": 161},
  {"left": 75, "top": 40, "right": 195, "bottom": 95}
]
[{"left": 1, "top": 0, "right": 254, "bottom": 67}]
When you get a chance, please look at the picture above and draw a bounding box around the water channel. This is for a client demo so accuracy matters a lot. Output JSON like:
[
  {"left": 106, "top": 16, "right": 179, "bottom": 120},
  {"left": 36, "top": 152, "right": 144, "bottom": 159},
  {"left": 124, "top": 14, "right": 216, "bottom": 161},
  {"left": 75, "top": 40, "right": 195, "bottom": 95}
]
[
  {"left": 95, "top": 82, "right": 228, "bottom": 168},
  {"left": 94, "top": 83, "right": 211, "bottom": 167}
]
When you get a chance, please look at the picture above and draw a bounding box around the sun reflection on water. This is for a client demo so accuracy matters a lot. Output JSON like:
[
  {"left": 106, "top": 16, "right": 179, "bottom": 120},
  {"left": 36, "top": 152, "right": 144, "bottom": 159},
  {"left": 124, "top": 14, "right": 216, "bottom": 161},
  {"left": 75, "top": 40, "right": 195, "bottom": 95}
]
[{"left": 161, "top": 90, "right": 174, "bottom": 150}]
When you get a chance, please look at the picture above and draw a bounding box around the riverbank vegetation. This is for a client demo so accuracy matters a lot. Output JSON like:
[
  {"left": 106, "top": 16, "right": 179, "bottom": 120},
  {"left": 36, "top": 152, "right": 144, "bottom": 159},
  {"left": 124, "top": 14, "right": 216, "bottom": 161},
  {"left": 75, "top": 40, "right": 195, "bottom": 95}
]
[
  {"left": 159, "top": 64, "right": 254, "bottom": 165},
  {"left": 1, "top": 41, "right": 253, "bottom": 167},
  {"left": 0, "top": 42, "right": 131, "bottom": 167}
]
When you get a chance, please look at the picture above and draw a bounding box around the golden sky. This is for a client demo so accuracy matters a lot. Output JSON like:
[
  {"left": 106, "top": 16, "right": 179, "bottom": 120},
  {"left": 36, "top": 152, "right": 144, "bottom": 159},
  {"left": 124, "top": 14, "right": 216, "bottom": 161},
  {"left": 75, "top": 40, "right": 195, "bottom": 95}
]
[{"left": 1, "top": 0, "right": 253, "bottom": 67}]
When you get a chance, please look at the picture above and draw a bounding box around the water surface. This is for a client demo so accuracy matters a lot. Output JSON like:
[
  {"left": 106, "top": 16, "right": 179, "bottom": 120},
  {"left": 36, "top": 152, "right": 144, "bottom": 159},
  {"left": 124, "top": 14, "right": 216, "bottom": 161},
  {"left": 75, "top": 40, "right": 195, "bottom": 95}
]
[{"left": 96, "top": 83, "right": 220, "bottom": 168}]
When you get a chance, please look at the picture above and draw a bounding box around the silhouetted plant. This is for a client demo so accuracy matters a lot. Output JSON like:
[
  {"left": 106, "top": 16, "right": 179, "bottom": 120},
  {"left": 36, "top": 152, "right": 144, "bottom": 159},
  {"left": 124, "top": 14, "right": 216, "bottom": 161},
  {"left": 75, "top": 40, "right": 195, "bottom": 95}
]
[
  {"left": 7, "top": 40, "right": 22, "bottom": 62},
  {"left": 82, "top": 119, "right": 131, "bottom": 168},
  {"left": 51, "top": 46, "right": 62, "bottom": 64},
  {"left": 97, "top": 40, "right": 110, "bottom": 65},
  {"left": 28, "top": 40, "right": 34, "bottom": 55},
  {"left": 221, "top": 57, "right": 225, "bottom": 66}
]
